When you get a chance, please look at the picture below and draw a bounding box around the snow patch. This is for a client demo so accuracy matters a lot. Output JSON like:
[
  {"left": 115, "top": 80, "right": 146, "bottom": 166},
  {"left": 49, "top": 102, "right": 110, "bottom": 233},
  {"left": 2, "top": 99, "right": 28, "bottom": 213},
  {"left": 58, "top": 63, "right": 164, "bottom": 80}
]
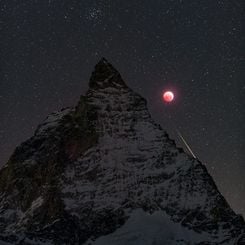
[{"left": 85, "top": 209, "right": 218, "bottom": 245}]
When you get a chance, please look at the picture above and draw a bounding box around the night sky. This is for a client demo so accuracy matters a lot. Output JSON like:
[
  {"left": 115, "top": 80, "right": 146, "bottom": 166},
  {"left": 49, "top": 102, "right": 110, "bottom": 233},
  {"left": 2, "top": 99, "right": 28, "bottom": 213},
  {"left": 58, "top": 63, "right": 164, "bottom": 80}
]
[{"left": 0, "top": 1, "right": 244, "bottom": 216}]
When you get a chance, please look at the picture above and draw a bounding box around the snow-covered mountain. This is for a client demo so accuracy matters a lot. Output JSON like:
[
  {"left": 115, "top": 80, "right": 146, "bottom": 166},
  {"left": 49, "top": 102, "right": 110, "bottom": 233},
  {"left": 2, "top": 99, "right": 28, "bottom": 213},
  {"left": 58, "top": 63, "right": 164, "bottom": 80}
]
[{"left": 0, "top": 58, "right": 244, "bottom": 244}]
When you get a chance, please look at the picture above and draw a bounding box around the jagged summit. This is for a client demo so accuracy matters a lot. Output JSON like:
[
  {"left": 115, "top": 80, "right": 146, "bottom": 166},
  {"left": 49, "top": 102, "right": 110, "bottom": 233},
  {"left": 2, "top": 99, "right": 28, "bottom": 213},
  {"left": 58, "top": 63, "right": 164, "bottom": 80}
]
[
  {"left": 0, "top": 60, "right": 244, "bottom": 244},
  {"left": 89, "top": 57, "right": 127, "bottom": 90}
]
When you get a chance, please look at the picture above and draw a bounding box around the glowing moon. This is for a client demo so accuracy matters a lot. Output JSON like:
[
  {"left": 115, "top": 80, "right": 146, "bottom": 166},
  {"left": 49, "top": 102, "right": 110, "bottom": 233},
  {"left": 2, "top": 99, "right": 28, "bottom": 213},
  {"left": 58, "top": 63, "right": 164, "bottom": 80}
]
[{"left": 163, "top": 91, "right": 174, "bottom": 102}]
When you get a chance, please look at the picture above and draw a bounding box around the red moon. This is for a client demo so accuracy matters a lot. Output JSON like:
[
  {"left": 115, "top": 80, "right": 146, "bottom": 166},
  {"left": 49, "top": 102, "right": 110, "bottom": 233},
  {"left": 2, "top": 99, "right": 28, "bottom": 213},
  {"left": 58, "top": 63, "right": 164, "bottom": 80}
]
[{"left": 163, "top": 91, "right": 174, "bottom": 102}]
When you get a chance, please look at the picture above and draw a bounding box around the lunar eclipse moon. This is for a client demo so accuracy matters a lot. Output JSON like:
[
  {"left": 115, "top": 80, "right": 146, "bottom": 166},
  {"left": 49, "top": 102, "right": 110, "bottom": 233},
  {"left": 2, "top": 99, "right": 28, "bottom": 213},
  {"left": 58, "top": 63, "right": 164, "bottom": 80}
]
[{"left": 163, "top": 91, "right": 174, "bottom": 103}]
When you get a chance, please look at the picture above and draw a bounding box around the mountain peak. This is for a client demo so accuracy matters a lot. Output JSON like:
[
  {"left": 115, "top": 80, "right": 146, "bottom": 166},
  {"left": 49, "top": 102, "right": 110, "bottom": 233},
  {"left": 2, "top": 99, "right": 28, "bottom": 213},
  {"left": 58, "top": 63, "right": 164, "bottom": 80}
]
[
  {"left": 0, "top": 60, "right": 244, "bottom": 244},
  {"left": 89, "top": 58, "right": 127, "bottom": 89},
  {"left": 98, "top": 57, "right": 110, "bottom": 65}
]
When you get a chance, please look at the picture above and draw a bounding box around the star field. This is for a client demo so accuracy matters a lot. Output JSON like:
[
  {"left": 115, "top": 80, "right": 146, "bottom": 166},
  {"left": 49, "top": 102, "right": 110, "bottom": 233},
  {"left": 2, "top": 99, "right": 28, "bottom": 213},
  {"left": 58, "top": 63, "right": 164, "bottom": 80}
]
[{"left": 0, "top": 0, "right": 244, "bottom": 216}]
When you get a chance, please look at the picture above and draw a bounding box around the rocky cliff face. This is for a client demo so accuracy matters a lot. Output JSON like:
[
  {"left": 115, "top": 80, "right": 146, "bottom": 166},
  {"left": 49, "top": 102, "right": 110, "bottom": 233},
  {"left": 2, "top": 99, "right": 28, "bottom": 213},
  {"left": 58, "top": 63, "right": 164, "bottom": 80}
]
[{"left": 0, "top": 58, "right": 244, "bottom": 245}]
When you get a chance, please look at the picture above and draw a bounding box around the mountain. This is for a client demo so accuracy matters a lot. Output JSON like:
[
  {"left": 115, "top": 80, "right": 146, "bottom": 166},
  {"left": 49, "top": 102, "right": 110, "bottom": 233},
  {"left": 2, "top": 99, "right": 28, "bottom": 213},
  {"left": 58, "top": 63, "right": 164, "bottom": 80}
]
[{"left": 0, "top": 58, "right": 244, "bottom": 245}]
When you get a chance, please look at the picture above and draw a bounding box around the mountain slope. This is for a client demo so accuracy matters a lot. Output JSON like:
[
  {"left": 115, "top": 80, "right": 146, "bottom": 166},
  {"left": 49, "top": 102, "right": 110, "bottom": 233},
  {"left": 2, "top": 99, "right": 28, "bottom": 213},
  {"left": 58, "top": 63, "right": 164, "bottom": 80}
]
[{"left": 0, "top": 58, "right": 244, "bottom": 244}]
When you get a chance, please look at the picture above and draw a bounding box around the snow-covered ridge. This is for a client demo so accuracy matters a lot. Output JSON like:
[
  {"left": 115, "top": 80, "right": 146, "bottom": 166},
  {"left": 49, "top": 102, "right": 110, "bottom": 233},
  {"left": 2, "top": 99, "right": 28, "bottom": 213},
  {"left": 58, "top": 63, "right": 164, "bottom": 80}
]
[{"left": 35, "top": 107, "right": 72, "bottom": 136}]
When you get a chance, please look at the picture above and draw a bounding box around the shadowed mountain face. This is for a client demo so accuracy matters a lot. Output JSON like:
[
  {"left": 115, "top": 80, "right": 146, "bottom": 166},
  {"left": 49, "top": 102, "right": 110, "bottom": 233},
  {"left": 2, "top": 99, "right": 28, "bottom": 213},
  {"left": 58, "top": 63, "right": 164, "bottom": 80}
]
[{"left": 0, "top": 59, "right": 244, "bottom": 245}]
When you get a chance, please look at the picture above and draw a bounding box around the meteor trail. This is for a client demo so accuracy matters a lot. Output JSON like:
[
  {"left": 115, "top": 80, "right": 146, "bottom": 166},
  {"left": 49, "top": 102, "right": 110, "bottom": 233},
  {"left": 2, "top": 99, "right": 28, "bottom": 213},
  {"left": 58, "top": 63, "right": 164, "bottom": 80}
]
[{"left": 176, "top": 130, "right": 197, "bottom": 159}]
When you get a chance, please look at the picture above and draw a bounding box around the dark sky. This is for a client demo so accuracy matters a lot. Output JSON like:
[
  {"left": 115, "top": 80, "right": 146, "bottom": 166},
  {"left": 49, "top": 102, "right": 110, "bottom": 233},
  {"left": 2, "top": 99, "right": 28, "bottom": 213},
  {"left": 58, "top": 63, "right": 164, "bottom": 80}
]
[{"left": 0, "top": 0, "right": 244, "bottom": 216}]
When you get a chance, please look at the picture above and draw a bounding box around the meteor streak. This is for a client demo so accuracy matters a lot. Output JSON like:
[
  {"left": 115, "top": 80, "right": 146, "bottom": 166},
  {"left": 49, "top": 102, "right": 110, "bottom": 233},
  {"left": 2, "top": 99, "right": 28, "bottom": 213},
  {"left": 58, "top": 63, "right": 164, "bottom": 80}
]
[{"left": 176, "top": 130, "right": 197, "bottom": 159}]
